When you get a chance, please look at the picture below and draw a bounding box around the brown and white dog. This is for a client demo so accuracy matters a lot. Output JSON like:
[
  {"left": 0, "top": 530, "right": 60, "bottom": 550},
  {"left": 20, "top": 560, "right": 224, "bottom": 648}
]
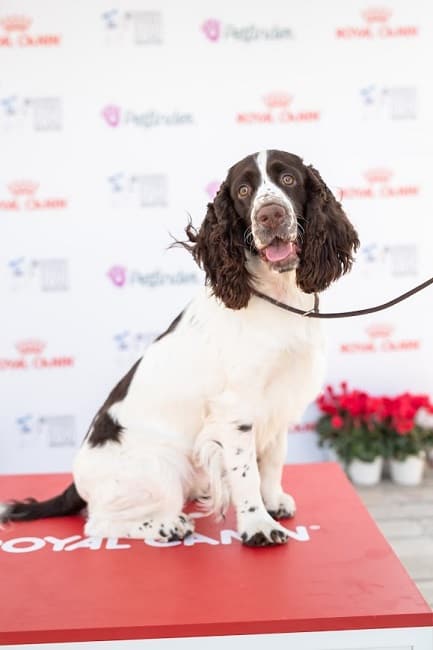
[{"left": 0, "top": 150, "right": 359, "bottom": 547}]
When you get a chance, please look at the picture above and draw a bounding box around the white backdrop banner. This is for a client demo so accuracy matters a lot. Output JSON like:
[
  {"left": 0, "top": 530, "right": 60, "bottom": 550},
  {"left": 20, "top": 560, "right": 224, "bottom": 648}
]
[{"left": 1, "top": 0, "right": 432, "bottom": 472}]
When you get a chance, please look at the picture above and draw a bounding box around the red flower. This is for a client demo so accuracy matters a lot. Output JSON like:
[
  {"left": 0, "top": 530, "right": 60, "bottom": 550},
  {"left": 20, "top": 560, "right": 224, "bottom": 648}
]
[
  {"left": 394, "top": 418, "right": 414, "bottom": 435},
  {"left": 331, "top": 415, "right": 344, "bottom": 429}
]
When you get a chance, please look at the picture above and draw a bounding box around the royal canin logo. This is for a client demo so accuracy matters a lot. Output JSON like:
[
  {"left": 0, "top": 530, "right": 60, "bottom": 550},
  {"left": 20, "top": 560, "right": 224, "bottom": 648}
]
[
  {"left": 0, "top": 340, "right": 74, "bottom": 371},
  {"left": 339, "top": 168, "right": 419, "bottom": 200},
  {"left": 8, "top": 180, "right": 39, "bottom": 196},
  {"left": 364, "top": 168, "right": 392, "bottom": 183},
  {"left": 336, "top": 7, "right": 418, "bottom": 39},
  {"left": 0, "top": 15, "right": 61, "bottom": 47},
  {"left": 292, "top": 421, "right": 316, "bottom": 433},
  {"left": 236, "top": 92, "right": 320, "bottom": 125},
  {"left": 15, "top": 339, "right": 45, "bottom": 355},
  {"left": 0, "top": 15, "right": 32, "bottom": 31},
  {"left": 0, "top": 525, "right": 321, "bottom": 553},
  {"left": 362, "top": 7, "right": 392, "bottom": 22},
  {"left": 0, "top": 180, "right": 67, "bottom": 211},
  {"left": 340, "top": 323, "right": 420, "bottom": 354},
  {"left": 365, "top": 323, "right": 394, "bottom": 338}
]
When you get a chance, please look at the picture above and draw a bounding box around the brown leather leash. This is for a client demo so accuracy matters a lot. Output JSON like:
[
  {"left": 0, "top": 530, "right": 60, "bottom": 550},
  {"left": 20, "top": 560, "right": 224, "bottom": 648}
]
[{"left": 251, "top": 276, "right": 433, "bottom": 319}]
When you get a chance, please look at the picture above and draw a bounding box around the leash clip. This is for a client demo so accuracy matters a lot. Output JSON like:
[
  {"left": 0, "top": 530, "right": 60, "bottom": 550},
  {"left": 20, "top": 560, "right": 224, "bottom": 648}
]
[{"left": 303, "top": 293, "right": 320, "bottom": 316}]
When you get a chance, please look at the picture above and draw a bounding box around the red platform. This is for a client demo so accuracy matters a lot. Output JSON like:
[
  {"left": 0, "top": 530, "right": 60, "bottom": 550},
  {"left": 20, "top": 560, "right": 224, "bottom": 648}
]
[{"left": 0, "top": 463, "right": 431, "bottom": 646}]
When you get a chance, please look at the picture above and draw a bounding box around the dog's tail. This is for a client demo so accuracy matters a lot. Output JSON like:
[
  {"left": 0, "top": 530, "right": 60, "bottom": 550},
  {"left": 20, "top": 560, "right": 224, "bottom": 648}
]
[{"left": 0, "top": 483, "right": 86, "bottom": 523}]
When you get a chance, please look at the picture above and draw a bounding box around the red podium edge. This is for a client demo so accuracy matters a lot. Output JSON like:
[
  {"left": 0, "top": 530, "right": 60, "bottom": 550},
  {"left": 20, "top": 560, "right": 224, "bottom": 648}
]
[{"left": 2, "top": 611, "right": 433, "bottom": 646}]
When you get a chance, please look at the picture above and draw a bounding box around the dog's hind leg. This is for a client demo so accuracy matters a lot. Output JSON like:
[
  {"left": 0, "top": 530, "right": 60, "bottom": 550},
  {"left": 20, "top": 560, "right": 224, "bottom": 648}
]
[
  {"left": 74, "top": 436, "right": 195, "bottom": 541},
  {"left": 84, "top": 509, "right": 195, "bottom": 541}
]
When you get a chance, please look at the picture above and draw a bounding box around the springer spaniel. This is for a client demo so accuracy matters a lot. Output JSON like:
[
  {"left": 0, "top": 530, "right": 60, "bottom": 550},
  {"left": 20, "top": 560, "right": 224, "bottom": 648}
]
[{"left": 1, "top": 150, "right": 359, "bottom": 547}]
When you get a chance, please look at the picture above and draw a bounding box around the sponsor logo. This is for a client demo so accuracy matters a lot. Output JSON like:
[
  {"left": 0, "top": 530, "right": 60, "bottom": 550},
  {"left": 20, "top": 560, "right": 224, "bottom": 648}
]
[
  {"left": 360, "top": 243, "right": 418, "bottom": 276},
  {"left": 112, "top": 330, "right": 158, "bottom": 370},
  {"left": 0, "top": 340, "right": 75, "bottom": 371},
  {"left": 360, "top": 85, "right": 417, "bottom": 120},
  {"left": 0, "top": 15, "right": 61, "bottom": 47},
  {"left": 101, "top": 104, "right": 194, "bottom": 129},
  {"left": 292, "top": 421, "right": 316, "bottom": 433},
  {"left": 0, "top": 95, "right": 62, "bottom": 131},
  {"left": 16, "top": 414, "right": 76, "bottom": 448},
  {"left": 201, "top": 18, "right": 293, "bottom": 43},
  {"left": 336, "top": 7, "right": 418, "bottom": 39},
  {"left": 107, "top": 173, "right": 168, "bottom": 207},
  {"left": 7, "top": 257, "right": 69, "bottom": 292},
  {"left": 205, "top": 180, "right": 220, "bottom": 200},
  {"left": 114, "top": 330, "right": 157, "bottom": 352},
  {"left": 107, "top": 266, "right": 200, "bottom": 288},
  {"left": 0, "top": 525, "right": 321, "bottom": 553},
  {"left": 340, "top": 323, "right": 421, "bottom": 354},
  {"left": 0, "top": 180, "right": 67, "bottom": 211},
  {"left": 101, "top": 9, "right": 162, "bottom": 45},
  {"left": 339, "top": 168, "right": 419, "bottom": 200},
  {"left": 236, "top": 92, "right": 320, "bottom": 124}
]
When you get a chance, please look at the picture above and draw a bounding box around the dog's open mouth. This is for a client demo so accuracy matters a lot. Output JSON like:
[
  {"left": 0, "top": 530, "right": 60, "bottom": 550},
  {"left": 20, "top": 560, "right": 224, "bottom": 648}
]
[{"left": 259, "top": 238, "right": 300, "bottom": 270}]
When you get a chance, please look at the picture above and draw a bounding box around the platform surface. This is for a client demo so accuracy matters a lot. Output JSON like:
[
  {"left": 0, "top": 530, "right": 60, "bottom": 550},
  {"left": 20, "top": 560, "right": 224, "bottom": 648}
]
[{"left": 0, "top": 463, "right": 431, "bottom": 645}]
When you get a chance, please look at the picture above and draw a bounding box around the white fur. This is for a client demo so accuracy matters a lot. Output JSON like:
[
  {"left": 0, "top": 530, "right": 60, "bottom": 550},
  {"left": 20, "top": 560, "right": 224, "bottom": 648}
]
[
  {"left": 251, "top": 151, "right": 297, "bottom": 249},
  {"left": 73, "top": 253, "right": 326, "bottom": 544}
]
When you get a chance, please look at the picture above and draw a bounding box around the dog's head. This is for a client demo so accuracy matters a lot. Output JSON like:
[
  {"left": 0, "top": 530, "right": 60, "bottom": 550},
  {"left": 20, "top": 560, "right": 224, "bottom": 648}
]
[{"left": 185, "top": 149, "right": 359, "bottom": 309}]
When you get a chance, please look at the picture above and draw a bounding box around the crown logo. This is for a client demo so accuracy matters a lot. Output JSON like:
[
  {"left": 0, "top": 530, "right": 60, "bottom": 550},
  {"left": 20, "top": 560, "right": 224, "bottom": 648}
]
[
  {"left": 0, "top": 15, "right": 32, "bottom": 32},
  {"left": 366, "top": 324, "right": 393, "bottom": 338},
  {"left": 364, "top": 168, "right": 393, "bottom": 183},
  {"left": 262, "top": 92, "right": 292, "bottom": 108},
  {"left": 361, "top": 7, "right": 392, "bottom": 23},
  {"left": 15, "top": 339, "right": 46, "bottom": 355},
  {"left": 8, "top": 180, "right": 39, "bottom": 196}
]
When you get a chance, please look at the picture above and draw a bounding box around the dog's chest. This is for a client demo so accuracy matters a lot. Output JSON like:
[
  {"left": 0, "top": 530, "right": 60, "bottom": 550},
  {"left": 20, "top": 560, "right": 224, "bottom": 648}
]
[{"left": 215, "top": 297, "right": 323, "bottom": 383}]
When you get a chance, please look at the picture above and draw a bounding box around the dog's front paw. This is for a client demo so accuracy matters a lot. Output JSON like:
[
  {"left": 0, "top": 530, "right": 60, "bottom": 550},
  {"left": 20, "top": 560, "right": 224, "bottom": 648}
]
[
  {"left": 240, "top": 513, "right": 289, "bottom": 547},
  {"left": 264, "top": 492, "right": 296, "bottom": 520}
]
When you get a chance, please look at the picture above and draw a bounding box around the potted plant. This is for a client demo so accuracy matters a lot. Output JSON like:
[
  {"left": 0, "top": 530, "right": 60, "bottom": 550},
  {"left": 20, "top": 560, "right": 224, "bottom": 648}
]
[
  {"left": 377, "top": 394, "right": 433, "bottom": 486},
  {"left": 316, "top": 384, "right": 384, "bottom": 486}
]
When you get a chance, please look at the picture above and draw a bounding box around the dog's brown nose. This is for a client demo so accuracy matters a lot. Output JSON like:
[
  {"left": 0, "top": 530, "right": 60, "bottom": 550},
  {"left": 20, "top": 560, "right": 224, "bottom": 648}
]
[{"left": 256, "top": 204, "right": 286, "bottom": 229}]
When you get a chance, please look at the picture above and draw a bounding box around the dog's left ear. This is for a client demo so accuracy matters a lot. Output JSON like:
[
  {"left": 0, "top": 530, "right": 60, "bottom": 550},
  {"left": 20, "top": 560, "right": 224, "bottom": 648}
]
[{"left": 296, "top": 165, "right": 360, "bottom": 294}]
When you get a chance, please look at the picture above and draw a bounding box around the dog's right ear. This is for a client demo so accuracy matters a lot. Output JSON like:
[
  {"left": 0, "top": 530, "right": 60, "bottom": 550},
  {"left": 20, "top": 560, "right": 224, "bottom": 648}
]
[{"left": 184, "top": 181, "right": 252, "bottom": 310}]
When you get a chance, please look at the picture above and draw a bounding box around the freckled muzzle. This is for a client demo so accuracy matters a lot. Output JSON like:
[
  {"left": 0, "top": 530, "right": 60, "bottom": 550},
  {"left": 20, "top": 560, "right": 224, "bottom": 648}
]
[{"left": 251, "top": 200, "right": 299, "bottom": 271}]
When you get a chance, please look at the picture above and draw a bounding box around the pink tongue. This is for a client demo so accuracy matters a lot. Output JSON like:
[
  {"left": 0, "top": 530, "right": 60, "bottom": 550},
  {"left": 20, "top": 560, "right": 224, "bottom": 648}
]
[{"left": 264, "top": 241, "right": 296, "bottom": 262}]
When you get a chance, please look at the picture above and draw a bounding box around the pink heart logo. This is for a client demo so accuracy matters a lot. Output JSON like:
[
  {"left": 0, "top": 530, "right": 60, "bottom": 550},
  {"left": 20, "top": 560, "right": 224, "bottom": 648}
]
[
  {"left": 107, "top": 265, "right": 127, "bottom": 287},
  {"left": 202, "top": 19, "right": 221, "bottom": 42},
  {"left": 205, "top": 180, "right": 220, "bottom": 199},
  {"left": 101, "top": 105, "right": 121, "bottom": 127}
]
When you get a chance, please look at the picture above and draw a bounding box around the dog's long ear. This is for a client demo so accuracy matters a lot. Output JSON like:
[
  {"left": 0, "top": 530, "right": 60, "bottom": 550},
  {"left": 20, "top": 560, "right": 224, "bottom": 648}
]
[
  {"left": 296, "top": 165, "right": 359, "bottom": 294},
  {"left": 185, "top": 181, "right": 252, "bottom": 309}
]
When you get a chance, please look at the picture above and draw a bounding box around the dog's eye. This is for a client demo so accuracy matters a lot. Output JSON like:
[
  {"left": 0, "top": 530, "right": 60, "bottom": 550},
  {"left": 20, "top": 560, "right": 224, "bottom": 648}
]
[
  {"left": 238, "top": 184, "right": 251, "bottom": 198},
  {"left": 281, "top": 174, "right": 295, "bottom": 186}
]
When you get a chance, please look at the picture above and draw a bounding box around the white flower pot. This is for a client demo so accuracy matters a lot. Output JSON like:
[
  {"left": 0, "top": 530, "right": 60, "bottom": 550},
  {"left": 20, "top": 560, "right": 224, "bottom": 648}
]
[
  {"left": 389, "top": 455, "right": 425, "bottom": 486},
  {"left": 347, "top": 457, "right": 383, "bottom": 487}
]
